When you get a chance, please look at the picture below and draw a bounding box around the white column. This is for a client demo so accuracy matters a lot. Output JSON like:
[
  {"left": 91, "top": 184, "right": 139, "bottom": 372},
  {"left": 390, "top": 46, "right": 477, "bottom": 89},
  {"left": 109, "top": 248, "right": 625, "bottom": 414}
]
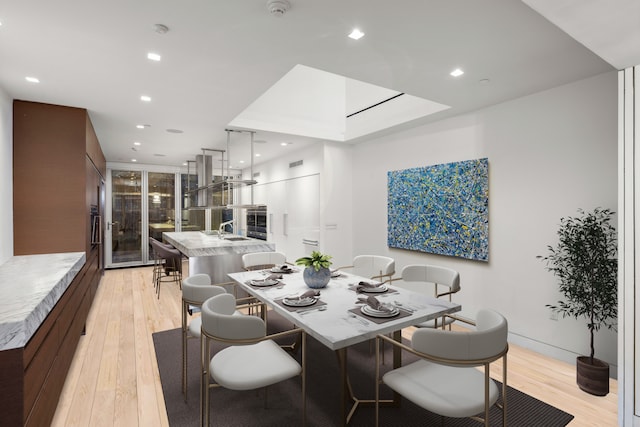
[{"left": 619, "top": 65, "right": 640, "bottom": 426}]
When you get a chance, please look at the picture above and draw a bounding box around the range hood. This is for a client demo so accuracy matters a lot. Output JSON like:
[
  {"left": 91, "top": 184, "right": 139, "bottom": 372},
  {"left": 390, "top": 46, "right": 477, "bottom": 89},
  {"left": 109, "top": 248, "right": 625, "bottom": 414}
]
[{"left": 186, "top": 129, "right": 264, "bottom": 210}]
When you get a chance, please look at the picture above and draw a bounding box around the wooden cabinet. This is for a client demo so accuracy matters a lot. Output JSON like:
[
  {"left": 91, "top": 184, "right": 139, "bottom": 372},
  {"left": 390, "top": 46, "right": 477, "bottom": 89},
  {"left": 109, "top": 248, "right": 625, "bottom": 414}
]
[
  {"left": 9, "top": 100, "right": 106, "bottom": 426},
  {"left": 13, "top": 100, "right": 105, "bottom": 256}
]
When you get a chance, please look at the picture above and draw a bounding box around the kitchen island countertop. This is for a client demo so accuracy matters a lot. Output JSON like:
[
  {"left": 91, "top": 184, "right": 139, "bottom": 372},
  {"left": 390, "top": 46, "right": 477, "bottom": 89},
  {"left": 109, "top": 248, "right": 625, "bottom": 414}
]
[{"left": 162, "top": 231, "right": 275, "bottom": 257}]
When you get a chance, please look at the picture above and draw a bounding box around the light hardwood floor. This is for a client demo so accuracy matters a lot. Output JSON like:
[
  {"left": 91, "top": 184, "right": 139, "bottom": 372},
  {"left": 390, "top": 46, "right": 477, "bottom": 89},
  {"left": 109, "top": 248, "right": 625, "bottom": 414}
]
[{"left": 51, "top": 265, "right": 618, "bottom": 426}]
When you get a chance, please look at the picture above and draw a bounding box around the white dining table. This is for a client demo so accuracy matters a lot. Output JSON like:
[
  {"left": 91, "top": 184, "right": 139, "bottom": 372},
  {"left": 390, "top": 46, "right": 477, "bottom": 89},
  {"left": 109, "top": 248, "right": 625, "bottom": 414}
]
[{"left": 227, "top": 268, "right": 461, "bottom": 425}]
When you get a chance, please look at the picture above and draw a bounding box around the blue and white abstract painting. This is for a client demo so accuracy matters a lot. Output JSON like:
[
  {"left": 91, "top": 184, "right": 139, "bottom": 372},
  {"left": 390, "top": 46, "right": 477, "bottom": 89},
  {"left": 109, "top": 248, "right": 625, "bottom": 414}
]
[{"left": 387, "top": 158, "right": 489, "bottom": 261}]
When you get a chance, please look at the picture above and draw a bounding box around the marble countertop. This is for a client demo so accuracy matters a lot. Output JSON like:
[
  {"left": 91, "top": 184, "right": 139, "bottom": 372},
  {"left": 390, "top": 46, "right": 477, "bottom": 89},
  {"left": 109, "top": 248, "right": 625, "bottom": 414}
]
[
  {"left": 228, "top": 270, "right": 461, "bottom": 351},
  {"left": 163, "top": 231, "right": 275, "bottom": 257},
  {"left": 0, "top": 252, "right": 85, "bottom": 351}
]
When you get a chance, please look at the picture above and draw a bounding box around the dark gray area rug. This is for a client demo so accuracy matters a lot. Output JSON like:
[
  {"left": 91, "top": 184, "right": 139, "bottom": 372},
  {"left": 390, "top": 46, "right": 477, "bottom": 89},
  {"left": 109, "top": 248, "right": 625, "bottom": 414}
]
[{"left": 153, "top": 313, "right": 574, "bottom": 426}]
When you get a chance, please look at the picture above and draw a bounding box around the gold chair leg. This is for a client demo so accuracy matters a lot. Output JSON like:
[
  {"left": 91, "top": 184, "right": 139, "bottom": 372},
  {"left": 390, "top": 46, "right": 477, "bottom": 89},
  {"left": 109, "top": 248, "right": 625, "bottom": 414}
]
[{"left": 375, "top": 336, "right": 380, "bottom": 427}]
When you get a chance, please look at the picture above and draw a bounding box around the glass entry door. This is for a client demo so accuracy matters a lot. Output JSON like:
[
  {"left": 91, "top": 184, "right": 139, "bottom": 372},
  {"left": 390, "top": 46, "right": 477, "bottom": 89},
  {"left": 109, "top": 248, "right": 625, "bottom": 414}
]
[
  {"left": 107, "top": 170, "right": 143, "bottom": 265},
  {"left": 148, "top": 172, "right": 176, "bottom": 241}
]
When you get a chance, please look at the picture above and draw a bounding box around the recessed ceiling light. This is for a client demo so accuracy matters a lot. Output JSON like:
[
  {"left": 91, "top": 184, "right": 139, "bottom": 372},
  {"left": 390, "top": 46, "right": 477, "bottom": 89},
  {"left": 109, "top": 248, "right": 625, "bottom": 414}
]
[
  {"left": 140, "top": 95, "right": 151, "bottom": 102},
  {"left": 450, "top": 68, "right": 464, "bottom": 77},
  {"left": 280, "top": 142, "right": 290, "bottom": 146},
  {"left": 479, "top": 78, "right": 491, "bottom": 85},
  {"left": 255, "top": 153, "right": 261, "bottom": 157},
  {"left": 133, "top": 141, "right": 141, "bottom": 146},
  {"left": 147, "top": 52, "right": 161, "bottom": 61},
  {"left": 348, "top": 29, "right": 365, "bottom": 40},
  {"left": 131, "top": 158, "right": 137, "bottom": 162},
  {"left": 239, "top": 160, "right": 245, "bottom": 164},
  {"left": 25, "top": 76, "right": 39, "bottom": 83},
  {"left": 182, "top": 162, "right": 188, "bottom": 166}
]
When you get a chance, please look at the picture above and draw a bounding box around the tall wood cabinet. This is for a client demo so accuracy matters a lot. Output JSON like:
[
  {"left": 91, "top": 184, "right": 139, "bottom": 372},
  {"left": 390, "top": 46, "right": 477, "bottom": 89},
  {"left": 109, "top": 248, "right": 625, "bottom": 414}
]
[{"left": 10, "top": 100, "right": 105, "bottom": 426}]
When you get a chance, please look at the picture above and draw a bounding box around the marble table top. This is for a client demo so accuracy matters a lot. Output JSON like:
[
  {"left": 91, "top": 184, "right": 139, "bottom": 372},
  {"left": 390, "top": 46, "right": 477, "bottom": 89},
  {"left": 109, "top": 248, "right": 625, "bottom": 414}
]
[
  {"left": 228, "top": 269, "right": 461, "bottom": 351},
  {"left": 163, "top": 231, "right": 275, "bottom": 257},
  {"left": 0, "top": 252, "right": 85, "bottom": 351}
]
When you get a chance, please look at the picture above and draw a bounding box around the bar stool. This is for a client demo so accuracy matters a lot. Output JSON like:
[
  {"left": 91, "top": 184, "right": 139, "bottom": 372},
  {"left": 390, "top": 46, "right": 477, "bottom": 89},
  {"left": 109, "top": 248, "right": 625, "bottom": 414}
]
[{"left": 150, "top": 238, "right": 183, "bottom": 298}]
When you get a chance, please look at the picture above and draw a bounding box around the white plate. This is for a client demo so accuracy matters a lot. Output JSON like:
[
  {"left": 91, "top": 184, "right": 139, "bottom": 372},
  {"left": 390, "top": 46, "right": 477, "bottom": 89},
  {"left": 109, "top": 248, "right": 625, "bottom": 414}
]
[
  {"left": 359, "top": 284, "right": 388, "bottom": 293},
  {"left": 361, "top": 305, "right": 399, "bottom": 318},
  {"left": 282, "top": 297, "right": 317, "bottom": 307},
  {"left": 250, "top": 278, "right": 280, "bottom": 287},
  {"left": 271, "top": 266, "right": 293, "bottom": 273}
]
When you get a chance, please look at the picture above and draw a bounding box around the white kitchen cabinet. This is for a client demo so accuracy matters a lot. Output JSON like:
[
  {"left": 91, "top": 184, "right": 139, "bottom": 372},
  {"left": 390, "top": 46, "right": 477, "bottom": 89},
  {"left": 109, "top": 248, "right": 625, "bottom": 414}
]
[{"left": 251, "top": 174, "right": 319, "bottom": 261}]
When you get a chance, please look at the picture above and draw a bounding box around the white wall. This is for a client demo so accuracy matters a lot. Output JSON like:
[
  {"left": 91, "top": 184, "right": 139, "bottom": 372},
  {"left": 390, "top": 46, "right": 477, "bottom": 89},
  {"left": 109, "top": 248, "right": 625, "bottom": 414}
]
[
  {"left": 0, "top": 87, "right": 12, "bottom": 264},
  {"left": 351, "top": 71, "right": 619, "bottom": 372}
]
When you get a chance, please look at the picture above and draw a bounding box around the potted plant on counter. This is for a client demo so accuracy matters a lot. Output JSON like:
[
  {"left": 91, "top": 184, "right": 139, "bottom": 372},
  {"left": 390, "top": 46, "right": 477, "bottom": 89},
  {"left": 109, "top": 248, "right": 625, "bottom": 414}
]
[
  {"left": 296, "top": 251, "right": 333, "bottom": 289},
  {"left": 538, "top": 207, "right": 617, "bottom": 396}
]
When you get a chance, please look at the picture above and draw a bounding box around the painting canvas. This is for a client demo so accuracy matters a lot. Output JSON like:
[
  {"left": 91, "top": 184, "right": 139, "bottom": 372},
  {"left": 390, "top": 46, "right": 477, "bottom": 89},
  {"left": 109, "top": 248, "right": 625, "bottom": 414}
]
[{"left": 387, "top": 158, "right": 489, "bottom": 261}]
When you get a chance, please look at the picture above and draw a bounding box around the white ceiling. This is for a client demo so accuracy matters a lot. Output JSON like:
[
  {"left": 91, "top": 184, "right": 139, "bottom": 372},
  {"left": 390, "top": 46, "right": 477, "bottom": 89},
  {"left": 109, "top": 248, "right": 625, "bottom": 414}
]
[
  {"left": 522, "top": 0, "right": 640, "bottom": 70},
  {"left": 0, "top": 0, "right": 629, "bottom": 168}
]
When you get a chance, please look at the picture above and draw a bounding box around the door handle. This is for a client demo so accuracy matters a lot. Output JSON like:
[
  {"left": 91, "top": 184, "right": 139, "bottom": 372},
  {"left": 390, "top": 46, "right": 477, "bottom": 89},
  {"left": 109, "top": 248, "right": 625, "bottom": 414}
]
[{"left": 283, "top": 213, "right": 288, "bottom": 236}]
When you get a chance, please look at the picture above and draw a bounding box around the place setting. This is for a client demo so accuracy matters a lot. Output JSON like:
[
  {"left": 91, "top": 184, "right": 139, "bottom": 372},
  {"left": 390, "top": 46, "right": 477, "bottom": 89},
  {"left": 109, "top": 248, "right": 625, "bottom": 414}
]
[
  {"left": 274, "top": 289, "right": 326, "bottom": 313},
  {"left": 330, "top": 268, "right": 343, "bottom": 278},
  {"left": 348, "top": 280, "right": 398, "bottom": 295},
  {"left": 268, "top": 264, "right": 298, "bottom": 274},
  {"left": 245, "top": 273, "right": 285, "bottom": 289},
  {"left": 348, "top": 295, "right": 412, "bottom": 324}
]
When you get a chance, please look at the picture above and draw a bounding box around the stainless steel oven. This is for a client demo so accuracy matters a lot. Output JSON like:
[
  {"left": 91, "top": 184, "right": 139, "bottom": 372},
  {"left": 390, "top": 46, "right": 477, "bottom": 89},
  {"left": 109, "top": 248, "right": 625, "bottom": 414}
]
[{"left": 246, "top": 207, "right": 267, "bottom": 240}]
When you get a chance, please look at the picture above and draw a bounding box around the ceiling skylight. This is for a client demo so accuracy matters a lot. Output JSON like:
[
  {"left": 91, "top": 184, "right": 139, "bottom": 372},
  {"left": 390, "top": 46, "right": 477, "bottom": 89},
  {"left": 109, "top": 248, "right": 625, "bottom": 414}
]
[{"left": 229, "top": 64, "right": 450, "bottom": 142}]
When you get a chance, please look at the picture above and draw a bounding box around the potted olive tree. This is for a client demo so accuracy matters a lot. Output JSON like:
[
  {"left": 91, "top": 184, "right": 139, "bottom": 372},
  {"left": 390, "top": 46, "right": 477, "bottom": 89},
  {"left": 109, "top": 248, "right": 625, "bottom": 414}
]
[{"left": 538, "top": 207, "right": 617, "bottom": 396}]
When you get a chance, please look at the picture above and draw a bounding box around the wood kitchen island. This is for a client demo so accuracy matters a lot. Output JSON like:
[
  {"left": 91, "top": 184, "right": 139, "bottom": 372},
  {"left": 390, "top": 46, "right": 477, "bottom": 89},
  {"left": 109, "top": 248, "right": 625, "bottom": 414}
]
[
  {"left": 162, "top": 231, "right": 276, "bottom": 284},
  {"left": 0, "top": 252, "right": 97, "bottom": 427}
]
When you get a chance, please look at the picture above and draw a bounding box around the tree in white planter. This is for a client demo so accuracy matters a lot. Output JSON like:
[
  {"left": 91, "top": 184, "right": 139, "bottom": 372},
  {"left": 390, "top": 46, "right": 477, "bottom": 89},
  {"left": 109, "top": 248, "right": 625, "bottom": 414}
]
[{"left": 538, "top": 207, "right": 617, "bottom": 396}]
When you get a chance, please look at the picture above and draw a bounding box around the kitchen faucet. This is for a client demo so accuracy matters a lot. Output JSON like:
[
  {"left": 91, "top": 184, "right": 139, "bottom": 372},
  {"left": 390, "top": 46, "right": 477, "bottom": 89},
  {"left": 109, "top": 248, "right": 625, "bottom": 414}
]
[{"left": 218, "top": 219, "right": 235, "bottom": 236}]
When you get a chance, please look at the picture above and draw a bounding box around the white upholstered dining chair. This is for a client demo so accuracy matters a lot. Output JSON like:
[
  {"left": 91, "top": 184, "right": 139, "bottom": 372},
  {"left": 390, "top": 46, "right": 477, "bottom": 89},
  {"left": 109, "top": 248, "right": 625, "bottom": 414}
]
[
  {"left": 200, "top": 293, "right": 307, "bottom": 427},
  {"left": 375, "top": 308, "right": 508, "bottom": 426},
  {"left": 392, "top": 264, "right": 461, "bottom": 329},
  {"left": 241, "top": 251, "right": 288, "bottom": 271},
  {"left": 338, "top": 255, "right": 396, "bottom": 283},
  {"left": 181, "top": 274, "right": 227, "bottom": 401}
]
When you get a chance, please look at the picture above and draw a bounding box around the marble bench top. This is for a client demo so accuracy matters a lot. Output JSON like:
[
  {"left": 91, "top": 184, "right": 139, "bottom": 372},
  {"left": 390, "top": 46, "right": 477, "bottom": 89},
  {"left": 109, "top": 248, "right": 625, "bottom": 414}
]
[
  {"left": 0, "top": 252, "right": 85, "bottom": 351},
  {"left": 163, "top": 231, "right": 275, "bottom": 257}
]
